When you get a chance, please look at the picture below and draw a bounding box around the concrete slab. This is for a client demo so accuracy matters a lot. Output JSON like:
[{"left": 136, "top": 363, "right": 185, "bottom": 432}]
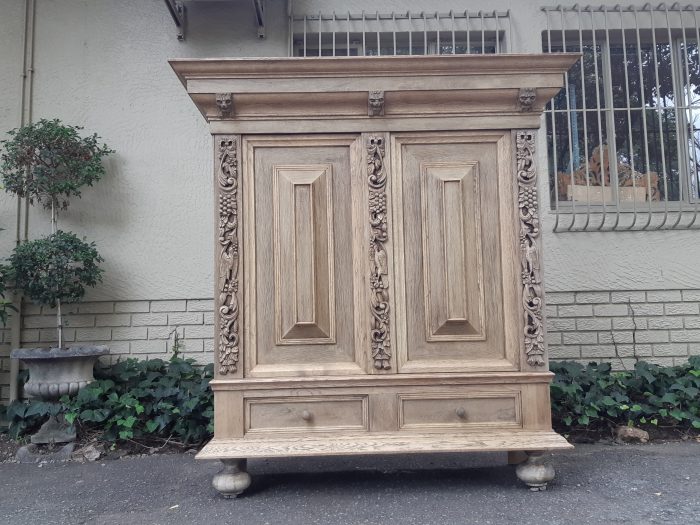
[{"left": 1, "top": 443, "right": 698, "bottom": 525}]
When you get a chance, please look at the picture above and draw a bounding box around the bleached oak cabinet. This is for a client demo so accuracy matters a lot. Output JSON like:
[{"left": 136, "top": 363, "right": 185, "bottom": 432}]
[{"left": 170, "top": 55, "right": 577, "bottom": 496}]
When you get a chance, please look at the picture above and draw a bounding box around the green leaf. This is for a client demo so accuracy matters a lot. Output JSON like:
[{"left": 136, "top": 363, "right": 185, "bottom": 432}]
[{"left": 692, "top": 420, "right": 700, "bottom": 429}]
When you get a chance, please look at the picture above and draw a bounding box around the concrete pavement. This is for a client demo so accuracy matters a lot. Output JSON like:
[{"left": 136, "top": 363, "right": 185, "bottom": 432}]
[{"left": 1, "top": 442, "right": 699, "bottom": 525}]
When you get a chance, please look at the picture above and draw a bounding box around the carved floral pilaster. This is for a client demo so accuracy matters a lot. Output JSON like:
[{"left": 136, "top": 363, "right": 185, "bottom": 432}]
[
  {"left": 217, "top": 136, "right": 240, "bottom": 374},
  {"left": 516, "top": 130, "right": 545, "bottom": 367},
  {"left": 367, "top": 136, "right": 391, "bottom": 370}
]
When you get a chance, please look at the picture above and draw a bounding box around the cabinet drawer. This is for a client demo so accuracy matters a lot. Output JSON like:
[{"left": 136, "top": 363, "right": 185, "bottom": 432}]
[
  {"left": 398, "top": 392, "right": 522, "bottom": 430},
  {"left": 245, "top": 396, "right": 369, "bottom": 434}
]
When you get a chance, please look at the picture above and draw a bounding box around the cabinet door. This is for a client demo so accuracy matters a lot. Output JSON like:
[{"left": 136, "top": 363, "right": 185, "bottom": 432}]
[
  {"left": 392, "top": 132, "right": 521, "bottom": 373},
  {"left": 243, "top": 135, "right": 369, "bottom": 377}
]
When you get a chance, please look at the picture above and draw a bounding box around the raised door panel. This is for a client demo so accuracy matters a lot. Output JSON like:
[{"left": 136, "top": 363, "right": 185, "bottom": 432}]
[
  {"left": 244, "top": 136, "right": 368, "bottom": 377},
  {"left": 392, "top": 132, "right": 520, "bottom": 373}
]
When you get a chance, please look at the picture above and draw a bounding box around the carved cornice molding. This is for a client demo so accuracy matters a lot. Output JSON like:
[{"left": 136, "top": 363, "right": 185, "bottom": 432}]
[
  {"left": 217, "top": 136, "right": 240, "bottom": 374},
  {"left": 516, "top": 130, "right": 545, "bottom": 367},
  {"left": 368, "top": 135, "right": 391, "bottom": 370}
]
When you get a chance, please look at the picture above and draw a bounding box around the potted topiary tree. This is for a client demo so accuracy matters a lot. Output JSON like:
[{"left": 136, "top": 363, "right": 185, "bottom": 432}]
[{"left": 1, "top": 119, "right": 113, "bottom": 445}]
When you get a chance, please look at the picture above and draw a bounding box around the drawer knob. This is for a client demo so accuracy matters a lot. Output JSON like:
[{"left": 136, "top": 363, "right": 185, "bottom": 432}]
[
  {"left": 301, "top": 410, "right": 313, "bottom": 421},
  {"left": 455, "top": 407, "right": 467, "bottom": 419}
]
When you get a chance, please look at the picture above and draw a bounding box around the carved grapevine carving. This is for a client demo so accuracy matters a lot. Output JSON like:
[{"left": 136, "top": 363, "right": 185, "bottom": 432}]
[
  {"left": 517, "top": 130, "right": 545, "bottom": 367},
  {"left": 368, "top": 136, "right": 391, "bottom": 370},
  {"left": 217, "top": 137, "right": 240, "bottom": 374}
]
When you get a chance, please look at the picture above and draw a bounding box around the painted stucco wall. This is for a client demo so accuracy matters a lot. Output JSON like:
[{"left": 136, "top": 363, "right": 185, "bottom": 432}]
[{"left": 0, "top": 0, "right": 697, "bottom": 302}]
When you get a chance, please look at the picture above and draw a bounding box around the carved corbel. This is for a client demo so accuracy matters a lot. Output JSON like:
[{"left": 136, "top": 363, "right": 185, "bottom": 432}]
[
  {"left": 368, "top": 90, "right": 385, "bottom": 117},
  {"left": 518, "top": 88, "right": 537, "bottom": 112},
  {"left": 216, "top": 93, "right": 234, "bottom": 118}
]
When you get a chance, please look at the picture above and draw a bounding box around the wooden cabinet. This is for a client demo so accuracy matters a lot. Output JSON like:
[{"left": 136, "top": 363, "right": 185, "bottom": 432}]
[{"left": 170, "top": 54, "right": 578, "bottom": 496}]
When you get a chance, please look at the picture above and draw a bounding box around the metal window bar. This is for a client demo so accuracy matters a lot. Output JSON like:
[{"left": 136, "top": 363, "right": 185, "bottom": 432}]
[
  {"left": 542, "top": 3, "right": 700, "bottom": 232},
  {"left": 289, "top": 10, "right": 510, "bottom": 57}
]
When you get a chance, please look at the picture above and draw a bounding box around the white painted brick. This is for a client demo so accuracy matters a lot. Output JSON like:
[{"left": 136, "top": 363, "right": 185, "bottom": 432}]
[
  {"left": 593, "top": 304, "right": 629, "bottom": 317},
  {"left": 688, "top": 343, "right": 700, "bottom": 355},
  {"left": 576, "top": 318, "right": 612, "bottom": 331},
  {"left": 547, "top": 332, "right": 562, "bottom": 345},
  {"left": 665, "top": 303, "right": 699, "bottom": 316},
  {"left": 23, "top": 316, "right": 57, "bottom": 329},
  {"left": 184, "top": 325, "right": 215, "bottom": 339},
  {"left": 62, "top": 315, "right": 97, "bottom": 328},
  {"left": 684, "top": 317, "right": 700, "bottom": 329},
  {"left": 674, "top": 357, "right": 689, "bottom": 366},
  {"left": 148, "top": 326, "right": 183, "bottom": 340},
  {"left": 168, "top": 312, "right": 204, "bottom": 325},
  {"left": 562, "top": 332, "right": 598, "bottom": 345},
  {"left": 600, "top": 331, "right": 633, "bottom": 344},
  {"left": 646, "top": 290, "right": 682, "bottom": 302},
  {"left": 670, "top": 330, "right": 700, "bottom": 343},
  {"left": 112, "top": 327, "right": 148, "bottom": 340},
  {"left": 102, "top": 341, "right": 130, "bottom": 354},
  {"left": 95, "top": 314, "right": 132, "bottom": 327},
  {"left": 614, "top": 344, "right": 652, "bottom": 357},
  {"left": 647, "top": 317, "right": 684, "bottom": 329},
  {"left": 682, "top": 290, "right": 700, "bottom": 302},
  {"left": 151, "top": 300, "right": 187, "bottom": 312},
  {"left": 545, "top": 305, "right": 558, "bottom": 318},
  {"left": 652, "top": 344, "right": 688, "bottom": 357},
  {"left": 130, "top": 340, "right": 167, "bottom": 354},
  {"left": 187, "top": 299, "right": 214, "bottom": 312},
  {"left": 75, "top": 328, "right": 112, "bottom": 342},
  {"left": 22, "top": 303, "right": 42, "bottom": 315},
  {"left": 629, "top": 303, "right": 664, "bottom": 316},
  {"left": 549, "top": 346, "right": 581, "bottom": 359},
  {"left": 114, "top": 301, "right": 150, "bottom": 313},
  {"left": 547, "top": 318, "right": 576, "bottom": 331},
  {"left": 39, "top": 329, "right": 76, "bottom": 343},
  {"left": 610, "top": 291, "right": 646, "bottom": 303},
  {"left": 181, "top": 339, "right": 205, "bottom": 353},
  {"left": 203, "top": 311, "right": 215, "bottom": 325},
  {"left": 184, "top": 352, "right": 214, "bottom": 365},
  {"left": 575, "top": 292, "right": 610, "bottom": 304},
  {"left": 545, "top": 293, "right": 575, "bottom": 305},
  {"left": 43, "top": 304, "right": 79, "bottom": 315},
  {"left": 642, "top": 358, "right": 675, "bottom": 367},
  {"left": 581, "top": 345, "right": 617, "bottom": 358},
  {"left": 20, "top": 330, "right": 40, "bottom": 343},
  {"left": 558, "top": 305, "right": 593, "bottom": 318},
  {"left": 78, "top": 302, "right": 115, "bottom": 314},
  {"left": 612, "top": 318, "right": 647, "bottom": 330},
  {"left": 204, "top": 339, "right": 215, "bottom": 353},
  {"left": 131, "top": 313, "right": 168, "bottom": 326},
  {"left": 634, "top": 330, "right": 669, "bottom": 343}
]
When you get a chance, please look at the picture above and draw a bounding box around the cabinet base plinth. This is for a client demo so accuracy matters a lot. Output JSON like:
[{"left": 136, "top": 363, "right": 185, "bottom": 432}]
[{"left": 197, "top": 430, "right": 571, "bottom": 460}]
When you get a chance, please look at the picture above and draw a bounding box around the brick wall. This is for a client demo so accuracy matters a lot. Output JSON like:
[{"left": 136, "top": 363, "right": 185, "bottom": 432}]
[
  {"left": 546, "top": 289, "right": 700, "bottom": 368},
  {"left": 3, "top": 289, "right": 700, "bottom": 404}
]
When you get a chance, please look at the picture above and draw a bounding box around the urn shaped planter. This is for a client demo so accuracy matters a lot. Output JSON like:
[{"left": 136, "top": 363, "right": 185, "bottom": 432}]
[{"left": 11, "top": 345, "right": 109, "bottom": 444}]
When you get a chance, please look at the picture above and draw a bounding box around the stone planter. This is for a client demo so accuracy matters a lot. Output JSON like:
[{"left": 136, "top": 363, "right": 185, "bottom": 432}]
[{"left": 10, "top": 345, "right": 109, "bottom": 444}]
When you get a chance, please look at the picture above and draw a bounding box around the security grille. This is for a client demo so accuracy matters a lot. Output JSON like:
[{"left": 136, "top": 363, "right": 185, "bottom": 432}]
[
  {"left": 289, "top": 10, "right": 511, "bottom": 57},
  {"left": 543, "top": 3, "right": 700, "bottom": 232}
]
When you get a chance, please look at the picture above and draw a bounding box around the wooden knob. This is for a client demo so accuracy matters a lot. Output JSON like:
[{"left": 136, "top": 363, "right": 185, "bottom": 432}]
[
  {"left": 455, "top": 407, "right": 467, "bottom": 419},
  {"left": 301, "top": 410, "right": 312, "bottom": 421}
]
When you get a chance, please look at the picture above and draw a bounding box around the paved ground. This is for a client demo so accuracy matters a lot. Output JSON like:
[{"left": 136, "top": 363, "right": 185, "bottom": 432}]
[{"left": 1, "top": 442, "right": 699, "bottom": 525}]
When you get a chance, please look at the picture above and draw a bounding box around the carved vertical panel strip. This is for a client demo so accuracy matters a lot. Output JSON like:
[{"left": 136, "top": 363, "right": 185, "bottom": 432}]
[
  {"left": 217, "top": 136, "right": 241, "bottom": 375},
  {"left": 368, "top": 136, "right": 391, "bottom": 370},
  {"left": 516, "top": 130, "right": 545, "bottom": 367}
]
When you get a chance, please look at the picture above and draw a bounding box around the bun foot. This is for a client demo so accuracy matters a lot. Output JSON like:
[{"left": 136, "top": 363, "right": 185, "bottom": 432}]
[
  {"left": 212, "top": 459, "right": 251, "bottom": 498},
  {"left": 515, "top": 451, "right": 555, "bottom": 491}
]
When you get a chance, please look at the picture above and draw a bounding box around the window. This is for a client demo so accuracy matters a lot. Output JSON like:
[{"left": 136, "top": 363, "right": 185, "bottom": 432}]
[
  {"left": 289, "top": 11, "right": 510, "bottom": 57},
  {"left": 543, "top": 5, "right": 700, "bottom": 231}
]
